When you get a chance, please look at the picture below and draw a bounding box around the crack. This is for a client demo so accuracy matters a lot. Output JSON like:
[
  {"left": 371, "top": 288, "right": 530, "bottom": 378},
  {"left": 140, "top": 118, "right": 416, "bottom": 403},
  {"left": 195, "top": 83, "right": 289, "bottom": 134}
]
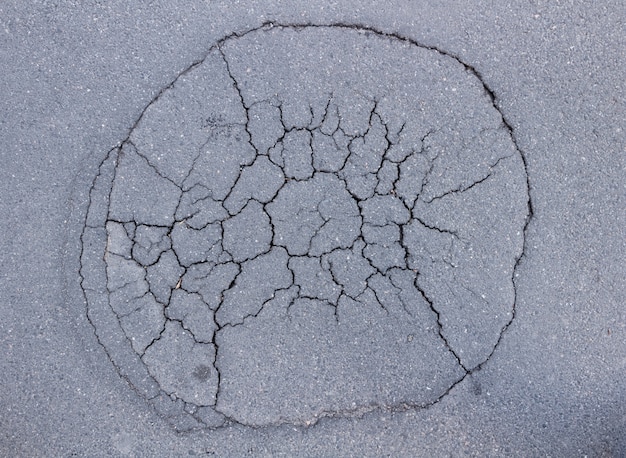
[
  {"left": 78, "top": 21, "right": 534, "bottom": 432},
  {"left": 411, "top": 215, "right": 462, "bottom": 240},
  {"left": 423, "top": 154, "right": 513, "bottom": 204},
  {"left": 413, "top": 273, "right": 469, "bottom": 372}
]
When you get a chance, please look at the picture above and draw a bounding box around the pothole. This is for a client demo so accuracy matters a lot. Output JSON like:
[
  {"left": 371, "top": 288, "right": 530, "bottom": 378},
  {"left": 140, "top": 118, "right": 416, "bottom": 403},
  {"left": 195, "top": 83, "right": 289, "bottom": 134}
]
[{"left": 80, "top": 23, "right": 530, "bottom": 430}]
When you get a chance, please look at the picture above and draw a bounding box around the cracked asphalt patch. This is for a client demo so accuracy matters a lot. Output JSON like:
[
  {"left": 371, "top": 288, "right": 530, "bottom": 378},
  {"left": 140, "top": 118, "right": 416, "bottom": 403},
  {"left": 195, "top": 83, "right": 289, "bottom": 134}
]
[{"left": 80, "top": 23, "right": 530, "bottom": 430}]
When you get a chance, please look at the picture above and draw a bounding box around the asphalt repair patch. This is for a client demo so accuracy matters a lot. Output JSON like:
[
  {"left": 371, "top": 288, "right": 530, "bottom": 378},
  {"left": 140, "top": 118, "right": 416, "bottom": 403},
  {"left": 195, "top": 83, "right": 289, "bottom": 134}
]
[{"left": 79, "top": 23, "right": 531, "bottom": 430}]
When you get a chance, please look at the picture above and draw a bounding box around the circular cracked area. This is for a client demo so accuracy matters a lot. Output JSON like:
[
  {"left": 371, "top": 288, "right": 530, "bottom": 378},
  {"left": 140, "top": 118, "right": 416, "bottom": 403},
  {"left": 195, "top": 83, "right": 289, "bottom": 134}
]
[{"left": 80, "top": 24, "right": 529, "bottom": 430}]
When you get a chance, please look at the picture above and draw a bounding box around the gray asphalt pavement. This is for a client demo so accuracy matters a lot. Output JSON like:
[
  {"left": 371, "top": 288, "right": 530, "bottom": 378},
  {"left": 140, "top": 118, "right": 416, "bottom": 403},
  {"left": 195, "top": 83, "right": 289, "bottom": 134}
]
[{"left": 1, "top": 1, "right": 624, "bottom": 456}]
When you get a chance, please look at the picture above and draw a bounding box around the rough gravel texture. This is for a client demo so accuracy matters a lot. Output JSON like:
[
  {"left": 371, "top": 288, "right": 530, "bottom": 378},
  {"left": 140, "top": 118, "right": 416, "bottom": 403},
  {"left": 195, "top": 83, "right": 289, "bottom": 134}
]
[{"left": 1, "top": 2, "right": 623, "bottom": 456}]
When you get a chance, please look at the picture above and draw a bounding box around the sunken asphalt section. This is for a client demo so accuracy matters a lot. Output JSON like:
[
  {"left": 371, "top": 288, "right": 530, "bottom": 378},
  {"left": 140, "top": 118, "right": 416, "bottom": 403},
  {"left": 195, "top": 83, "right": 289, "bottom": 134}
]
[
  {"left": 1, "top": 3, "right": 624, "bottom": 456},
  {"left": 80, "top": 23, "right": 530, "bottom": 430}
]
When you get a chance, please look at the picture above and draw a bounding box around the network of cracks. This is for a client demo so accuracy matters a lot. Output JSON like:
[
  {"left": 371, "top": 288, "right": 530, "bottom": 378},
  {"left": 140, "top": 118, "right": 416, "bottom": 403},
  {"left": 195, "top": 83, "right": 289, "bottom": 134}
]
[{"left": 79, "top": 23, "right": 532, "bottom": 430}]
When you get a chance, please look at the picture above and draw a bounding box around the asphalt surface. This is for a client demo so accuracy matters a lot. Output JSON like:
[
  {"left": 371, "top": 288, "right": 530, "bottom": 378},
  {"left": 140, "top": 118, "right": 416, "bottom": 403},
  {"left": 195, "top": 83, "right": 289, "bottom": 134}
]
[{"left": 1, "top": 1, "right": 624, "bottom": 457}]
